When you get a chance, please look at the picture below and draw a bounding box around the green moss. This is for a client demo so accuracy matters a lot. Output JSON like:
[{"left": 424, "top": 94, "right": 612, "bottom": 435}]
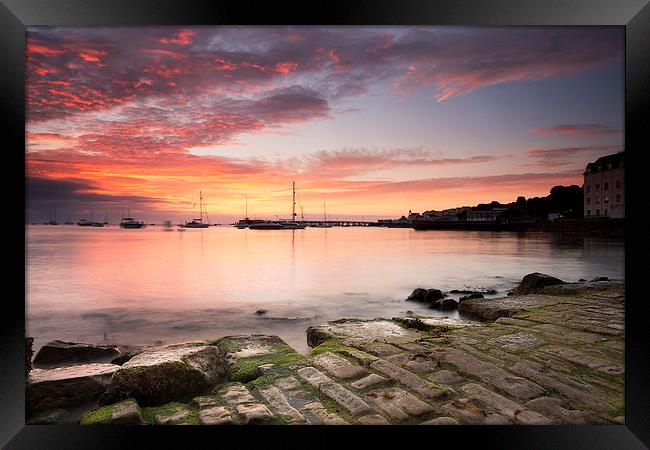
[
  {"left": 140, "top": 402, "right": 200, "bottom": 425},
  {"left": 426, "top": 382, "right": 452, "bottom": 394},
  {"left": 79, "top": 406, "right": 113, "bottom": 425},
  {"left": 228, "top": 344, "right": 308, "bottom": 383},
  {"left": 309, "top": 339, "right": 377, "bottom": 368}
]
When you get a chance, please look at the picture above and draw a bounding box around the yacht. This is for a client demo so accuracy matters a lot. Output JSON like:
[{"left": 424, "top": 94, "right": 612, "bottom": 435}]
[
  {"left": 120, "top": 217, "right": 146, "bottom": 229},
  {"left": 250, "top": 182, "right": 306, "bottom": 230},
  {"left": 181, "top": 191, "right": 210, "bottom": 228}
]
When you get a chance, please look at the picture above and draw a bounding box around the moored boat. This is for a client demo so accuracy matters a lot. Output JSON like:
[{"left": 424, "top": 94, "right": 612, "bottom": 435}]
[{"left": 181, "top": 191, "right": 210, "bottom": 228}]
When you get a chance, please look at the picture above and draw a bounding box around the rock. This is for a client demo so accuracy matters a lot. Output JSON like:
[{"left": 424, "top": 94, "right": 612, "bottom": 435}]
[
  {"left": 301, "top": 401, "right": 349, "bottom": 424},
  {"left": 424, "top": 289, "right": 445, "bottom": 304},
  {"left": 27, "top": 408, "right": 69, "bottom": 424},
  {"left": 511, "top": 273, "right": 565, "bottom": 296},
  {"left": 366, "top": 387, "right": 434, "bottom": 421},
  {"left": 110, "top": 350, "right": 142, "bottom": 366},
  {"left": 490, "top": 332, "right": 546, "bottom": 353},
  {"left": 199, "top": 406, "right": 233, "bottom": 425},
  {"left": 449, "top": 290, "right": 474, "bottom": 295},
  {"left": 255, "top": 309, "right": 267, "bottom": 315},
  {"left": 307, "top": 318, "right": 423, "bottom": 348},
  {"left": 258, "top": 386, "right": 308, "bottom": 424},
  {"left": 591, "top": 276, "right": 609, "bottom": 282},
  {"left": 459, "top": 292, "right": 484, "bottom": 302},
  {"left": 578, "top": 278, "right": 587, "bottom": 282},
  {"left": 351, "top": 374, "right": 389, "bottom": 390},
  {"left": 236, "top": 404, "right": 274, "bottom": 424},
  {"left": 461, "top": 383, "right": 552, "bottom": 424},
  {"left": 217, "top": 383, "right": 257, "bottom": 405},
  {"left": 525, "top": 397, "right": 590, "bottom": 424},
  {"left": 215, "top": 335, "right": 307, "bottom": 383},
  {"left": 358, "top": 414, "right": 390, "bottom": 425},
  {"left": 27, "top": 363, "right": 120, "bottom": 413},
  {"left": 297, "top": 367, "right": 373, "bottom": 417},
  {"left": 439, "top": 298, "right": 459, "bottom": 310},
  {"left": 370, "top": 359, "right": 446, "bottom": 400},
  {"left": 33, "top": 340, "right": 120, "bottom": 367},
  {"left": 421, "top": 416, "right": 460, "bottom": 425},
  {"left": 150, "top": 403, "right": 198, "bottom": 425},
  {"left": 313, "top": 352, "right": 368, "bottom": 380},
  {"left": 80, "top": 398, "right": 144, "bottom": 424},
  {"left": 26, "top": 337, "right": 34, "bottom": 378},
  {"left": 406, "top": 288, "right": 428, "bottom": 302},
  {"left": 99, "top": 342, "right": 226, "bottom": 406}
]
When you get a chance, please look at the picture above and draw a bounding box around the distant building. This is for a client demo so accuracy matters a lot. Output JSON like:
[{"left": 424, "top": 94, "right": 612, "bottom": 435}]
[{"left": 583, "top": 151, "right": 625, "bottom": 219}]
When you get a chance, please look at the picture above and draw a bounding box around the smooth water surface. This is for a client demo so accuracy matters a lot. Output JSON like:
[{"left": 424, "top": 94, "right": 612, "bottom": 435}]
[{"left": 26, "top": 226, "right": 624, "bottom": 354}]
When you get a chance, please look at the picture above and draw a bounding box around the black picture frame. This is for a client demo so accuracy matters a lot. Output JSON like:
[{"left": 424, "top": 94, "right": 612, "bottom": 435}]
[{"left": 3, "top": 0, "right": 648, "bottom": 448}]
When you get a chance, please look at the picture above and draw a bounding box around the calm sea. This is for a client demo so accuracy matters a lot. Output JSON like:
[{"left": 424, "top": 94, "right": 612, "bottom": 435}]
[{"left": 26, "top": 225, "right": 624, "bottom": 354}]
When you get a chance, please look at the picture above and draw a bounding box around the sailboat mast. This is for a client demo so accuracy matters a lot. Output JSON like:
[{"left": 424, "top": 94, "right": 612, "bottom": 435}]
[
  {"left": 292, "top": 181, "right": 296, "bottom": 221},
  {"left": 323, "top": 201, "right": 326, "bottom": 222},
  {"left": 245, "top": 194, "right": 248, "bottom": 219}
]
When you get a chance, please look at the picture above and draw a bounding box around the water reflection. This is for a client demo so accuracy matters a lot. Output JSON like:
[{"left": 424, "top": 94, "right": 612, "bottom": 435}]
[{"left": 26, "top": 226, "right": 624, "bottom": 354}]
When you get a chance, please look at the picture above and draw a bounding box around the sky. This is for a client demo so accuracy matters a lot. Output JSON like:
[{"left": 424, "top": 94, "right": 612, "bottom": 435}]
[{"left": 25, "top": 26, "right": 624, "bottom": 223}]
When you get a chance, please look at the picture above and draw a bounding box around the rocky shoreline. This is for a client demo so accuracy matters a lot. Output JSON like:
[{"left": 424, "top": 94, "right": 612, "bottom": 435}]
[{"left": 26, "top": 273, "right": 625, "bottom": 425}]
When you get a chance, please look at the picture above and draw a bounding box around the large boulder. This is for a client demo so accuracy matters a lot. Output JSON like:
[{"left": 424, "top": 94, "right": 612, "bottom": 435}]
[
  {"left": 33, "top": 340, "right": 120, "bottom": 367},
  {"left": 307, "top": 318, "right": 423, "bottom": 348},
  {"left": 459, "top": 292, "right": 484, "bottom": 303},
  {"left": 406, "top": 288, "right": 427, "bottom": 302},
  {"left": 26, "top": 363, "right": 120, "bottom": 413},
  {"left": 406, "top": 288, "right": 444, "bottom": 306},
  {"left": 511, "top": 273, "right": 565, "bottom": 296},
  {"left": 424, "top": 289, "right": 445, "bottom": 305},
  {"left": 99, "top": 342, "right": 226, "bottom": 407},
  {"left": 439, "top": 298, "right": 459, "bottom": 310}
]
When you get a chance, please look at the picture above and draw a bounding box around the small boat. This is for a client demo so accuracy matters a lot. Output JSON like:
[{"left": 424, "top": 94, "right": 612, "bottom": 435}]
[
  {"left": 250, "top": 181, "right": 306, "bottom": 230},
  {"left": 77, "top": 209, "right": 103, "bottom": 226},
  {"left": 64, "top": 211, "right": 74, "bottom": 225},
  {"left": 181, "top": 191, "right": 210, "bottom": 228},
  {"left": 120, "top": 217, "right": 146, "bottom": 229},
  {"left": 249, "top": 221, "right": 306, "bottom": 230},
  {"left": 45, "top": 208, "right": 59, "bottom": 225}
]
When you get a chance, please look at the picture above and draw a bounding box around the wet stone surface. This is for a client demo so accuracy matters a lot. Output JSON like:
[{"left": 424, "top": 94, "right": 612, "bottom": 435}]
[{"left": 40, "top": 281, "right": 624, "bottom": 426}]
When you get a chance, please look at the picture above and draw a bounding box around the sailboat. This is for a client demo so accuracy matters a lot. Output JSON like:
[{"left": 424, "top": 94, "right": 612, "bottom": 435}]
[
  {"left": 78, "top": 208, "right": 104, "bottom": 227},
  {"left": 45, "top": 208, "right": 59, "bottom": 225},
  {"left": 64, "top": 210, "right": 74, "bottom": 225},
  {"left": 250, "top": 181, "right": 306, "bottom": 230},
  {"left": 120, "top": 209, "right": 146, "bottom": 229},
  {"left": 181, "top": 191, "right": 210, "bottom": 228},
  {"left": 235, "top": 194, "right": 264, "bottom": 228},
  {"left": 311, "top": 201, "right": 332, "bottom": 228}
]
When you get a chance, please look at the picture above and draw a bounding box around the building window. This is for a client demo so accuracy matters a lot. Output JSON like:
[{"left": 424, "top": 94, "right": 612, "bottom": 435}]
[
  {"left": 595, "top": 196, "right": 600, "bottom": 204},
  {"left": 587, "top": 209, "right": 591, "bottom": 216},
  {"left": 616, "top": 194, "right": 621, "bottom": 203},
  {"left": 604, "top": 182, "right": 609, "bottom": 191},
  {"left": 604, "top": 209, "right": 608, "bottom": 216},
  {"left": 616, "top": 180, "right": 621, "bottom": 189},
  {"left": 604, "top": 195, "right": 609, "bottom": 204},
  {"left": 595, "top": 183, "right": 600, "bottom": 191},
  {"left": 585, "top": 185, "right": 591, "bottom": 193},
  {"left": 586, "top": 197, "right": 591, "bottom": 205},
  {"left": 596, "top": 209, "right": 600, "bottom": 216}
]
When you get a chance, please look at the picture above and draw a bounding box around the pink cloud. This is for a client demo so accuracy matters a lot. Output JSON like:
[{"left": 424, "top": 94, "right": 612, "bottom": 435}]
[{"left": 531, "top": 124, "right": 621, "bottom": 136}]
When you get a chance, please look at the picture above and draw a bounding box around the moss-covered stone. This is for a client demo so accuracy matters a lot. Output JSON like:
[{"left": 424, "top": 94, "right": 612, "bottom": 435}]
[
  {"left": 99, "top": 343, "right": 226, "bottom": 406},
  {"left": 141, "top": 402, "right": 200, "bottom": 425},
  {"left": 80, "top": 398, "right": 143, "bottom": 424}
]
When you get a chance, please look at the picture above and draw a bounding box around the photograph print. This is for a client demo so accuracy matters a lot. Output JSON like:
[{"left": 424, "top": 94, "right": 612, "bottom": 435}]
[{"left": 25, "top": 26, "right": 625, "bottom": 426}]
